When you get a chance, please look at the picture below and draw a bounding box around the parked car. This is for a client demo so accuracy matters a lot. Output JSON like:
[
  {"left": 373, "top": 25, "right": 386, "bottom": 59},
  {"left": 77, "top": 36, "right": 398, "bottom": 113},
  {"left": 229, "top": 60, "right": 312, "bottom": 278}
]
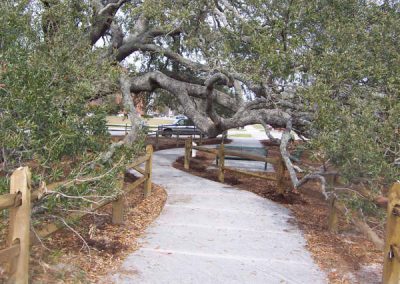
[{"left": 158, "top": 118, "right": 204, "bottom": 137}]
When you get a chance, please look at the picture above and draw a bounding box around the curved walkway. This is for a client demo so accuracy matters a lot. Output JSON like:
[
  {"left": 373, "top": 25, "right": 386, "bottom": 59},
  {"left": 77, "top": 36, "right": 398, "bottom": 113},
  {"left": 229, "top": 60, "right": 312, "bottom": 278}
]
[{"left": 107, "top": 148, "right": 327, "bottom": 283}]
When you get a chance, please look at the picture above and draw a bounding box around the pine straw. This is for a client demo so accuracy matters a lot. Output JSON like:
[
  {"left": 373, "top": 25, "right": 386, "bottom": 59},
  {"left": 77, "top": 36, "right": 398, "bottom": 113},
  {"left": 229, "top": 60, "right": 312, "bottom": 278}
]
[
  {"left": 173, "top": 150, "right": 383, "bottom": 284},
  {"left": 29, "top": 183, "right": 167, "bottom": 283}
]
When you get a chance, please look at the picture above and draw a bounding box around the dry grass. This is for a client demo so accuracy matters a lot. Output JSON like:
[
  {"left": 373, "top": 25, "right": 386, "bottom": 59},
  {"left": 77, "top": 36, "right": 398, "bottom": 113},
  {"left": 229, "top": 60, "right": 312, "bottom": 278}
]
[{"left": 106, "top": 116, "right": 174, "bottom": 126}]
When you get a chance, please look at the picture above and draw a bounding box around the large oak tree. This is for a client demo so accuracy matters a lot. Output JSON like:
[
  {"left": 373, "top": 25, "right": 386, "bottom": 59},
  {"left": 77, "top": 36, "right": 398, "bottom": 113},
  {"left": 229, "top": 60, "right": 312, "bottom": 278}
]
[{"left": 1, "top": 0, "right": 399, "bottom": 198}]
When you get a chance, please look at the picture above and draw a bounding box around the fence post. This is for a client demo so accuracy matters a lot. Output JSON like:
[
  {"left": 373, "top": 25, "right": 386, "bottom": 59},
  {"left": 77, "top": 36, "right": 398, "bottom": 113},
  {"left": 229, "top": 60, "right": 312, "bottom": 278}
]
[
  {"left": 327, "top": 196, "right": 338, "bottom": 233},
  {"left": 199, "top": 133, "right": 203, "bottom": 145},
  {"left": 218, "top": 143, "right": 225, "bottom": 183},
  {"left": 155, "top": 131, "right": 159, "bottom": 150},
  {"left": 383, "top": 183, "right": 400, "bottom": 284},
  {"left": 112, "top": 196, "right": 124, "bottom": 225},
  {"left": 276, "top": 158, "right": 285, "bottom": 194},
  {"left": 184, "top": 139, "right": 191, "bottom": 170},
  {"left": 176, "top": 133, "right": 180, "bottom": 147},
  {"left": 8, "top": 167, "right": 31, "bottom": 284},
  {"left": 144, "top": 145, "right": 153, "bottom": 197},
  {"left": 222, "top": 131, "right": 227, "bottom": 143},
  {"left": 112, "top": 176, "right": 125, "bottom": 225}
]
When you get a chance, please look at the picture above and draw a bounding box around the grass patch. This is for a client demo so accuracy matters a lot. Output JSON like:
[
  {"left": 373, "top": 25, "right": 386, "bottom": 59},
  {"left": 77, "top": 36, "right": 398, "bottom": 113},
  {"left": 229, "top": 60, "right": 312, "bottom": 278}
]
[
  {"left": 106, "top": 116, "right": 174, "bottom": 126},
  {"left": 146, "top": 118, "right": 174, "bottom": 126},
  {"left": 106, "top": 116, "right": 131, "bottom": 126},
  {"left": 252, "top": 124, "right": 265, "bottom": 130},
  {"left": 228, "top": 133, "right": 253, "bottom": 138}
]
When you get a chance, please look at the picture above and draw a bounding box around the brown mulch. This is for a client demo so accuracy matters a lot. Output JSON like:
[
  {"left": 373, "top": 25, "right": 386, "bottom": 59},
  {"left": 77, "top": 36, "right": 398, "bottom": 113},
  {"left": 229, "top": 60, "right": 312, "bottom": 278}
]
[
  {"left": 173, "top": 149, "right": 383, "bottom": 284},
  {"left": 0, "top": 137, "right": 230, "bottom": 282},
  {"left": 27, "top": 183, "right": 167, "bottom": 283}
]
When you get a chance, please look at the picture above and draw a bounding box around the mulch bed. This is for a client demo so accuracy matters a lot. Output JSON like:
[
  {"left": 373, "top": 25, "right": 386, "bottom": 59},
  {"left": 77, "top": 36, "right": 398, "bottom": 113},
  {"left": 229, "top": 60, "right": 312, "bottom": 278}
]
[
  {"left": 173, "top": 147, "right": 383, "bottom": 284},
  {"left": 26, "top": 138, "right": 227, "bottom": 282},
  {"left": 1, "top": 137, "right": 230, "bottom": 282},
  {"left": 0, "top": 183, "right": 167, "bottom": 283}
]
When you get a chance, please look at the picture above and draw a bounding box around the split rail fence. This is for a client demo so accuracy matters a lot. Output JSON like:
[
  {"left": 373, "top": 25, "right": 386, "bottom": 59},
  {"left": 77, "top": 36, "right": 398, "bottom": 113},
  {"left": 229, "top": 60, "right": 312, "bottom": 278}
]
[
  {"left": 0, "top": 145, "right": 153, "bottom": 283},
  {"left": 184, "top": 137, "right": 286, "bottom": 194},
  {"left": 184, "top": 137, "right": 400, "bottom": 283},
  {"left": 147, "top": 128, "right": 204, "bottom": 150}
]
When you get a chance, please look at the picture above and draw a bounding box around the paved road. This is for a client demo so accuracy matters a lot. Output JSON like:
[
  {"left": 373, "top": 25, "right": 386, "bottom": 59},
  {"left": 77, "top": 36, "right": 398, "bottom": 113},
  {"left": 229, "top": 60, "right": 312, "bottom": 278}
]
[{"left": 106, "top": 148, "right": 327, "bottom": 284}]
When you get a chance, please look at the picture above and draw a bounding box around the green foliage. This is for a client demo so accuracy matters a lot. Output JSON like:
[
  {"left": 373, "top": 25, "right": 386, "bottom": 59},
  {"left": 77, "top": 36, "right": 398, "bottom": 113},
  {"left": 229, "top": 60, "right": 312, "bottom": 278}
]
[
  {"left": 305, "top": 1, "right": 400, "bottom": 187},
  {"left": 120, "top": 0, "right": 400, "bottom": 190},
  {"left": 1, "top": 0, "right": 398, "bottom": 223},
  {"left": 0, "top": 1, "right": 117, "bottom": 170},
  {"left": 0, "top": 1, "right": 144, "bottom": 221}
]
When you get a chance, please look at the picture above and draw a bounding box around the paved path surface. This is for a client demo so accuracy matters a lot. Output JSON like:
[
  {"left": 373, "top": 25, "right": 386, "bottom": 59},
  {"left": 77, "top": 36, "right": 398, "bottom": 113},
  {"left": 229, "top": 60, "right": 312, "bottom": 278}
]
[{"left": 107, "top": 148, "right": 327, "bottom": 284}]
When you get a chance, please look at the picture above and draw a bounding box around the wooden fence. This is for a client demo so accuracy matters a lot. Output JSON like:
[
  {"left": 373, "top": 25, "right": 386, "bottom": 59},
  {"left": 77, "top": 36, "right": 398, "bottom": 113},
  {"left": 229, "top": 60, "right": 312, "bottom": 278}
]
[
  {"left": 0, "top": 145, "right": 153, "bottom": 283},
  {"left": 0, "top": 167, "right": 31, "bottom": 283},
  {"left": 184, "top": 138, "right": 286, "bottom": 194},
  {"left": 184, "top": 138, "right": 400, "bottom": 282},
  {"left": 383, "top": 183, "right": 400, "bottom": 284},
  {"left": 150, "top": 129, "right": 204, "bottom": 150},
  {"left": 107, "top": 123, "right": 131, "bottom": 135}
]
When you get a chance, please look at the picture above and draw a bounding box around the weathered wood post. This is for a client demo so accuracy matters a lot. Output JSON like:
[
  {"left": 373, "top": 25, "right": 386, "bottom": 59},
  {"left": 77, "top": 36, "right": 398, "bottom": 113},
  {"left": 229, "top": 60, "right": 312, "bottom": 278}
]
[
  {"left": 325, "top": 172, "right": 338, "bottom": 232},
  {"left": 276, "top": 158, "right": 286, "bottom": 194},
  {"left": 176, "top": 133, "right": 180, "bottom": 147},
  {"left": 112, "top": 176, "right": 125, "bottom": 225},
  {"left": 144, "top": 145, "right": 153, "bottom": 197},
  {"left": 218, "top": 143, "right": 225, "bottom": 183},
  {"left": 9, "top": 167, "right": 31, "bottom": 284},
  {"left": 112, "top": 197, "right": 124, "bottom": 224},
  {"left": 156, "top": 130, "right": 159, "bottom": 150},
  {"left": 383, "top": 183, "right": 400, "bottom": 284},
  {"left": 222, "top": 130, "right": 227, "bottom": 143},
  {"left": 199, "top": 133, "right": 203, "bottom": 145},
  {"left": 184, "top": 137, "right": 193, "bottom": 170},
  {"left": 327, "top": 196, "right": 339, "bottom": 233}
]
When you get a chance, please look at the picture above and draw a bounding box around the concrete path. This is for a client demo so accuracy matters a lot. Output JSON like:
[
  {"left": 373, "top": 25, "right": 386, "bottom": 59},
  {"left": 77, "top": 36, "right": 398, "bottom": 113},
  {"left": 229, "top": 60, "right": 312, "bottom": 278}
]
[{"left": 106, "top": 148, "right": 327, "bottom": 284}]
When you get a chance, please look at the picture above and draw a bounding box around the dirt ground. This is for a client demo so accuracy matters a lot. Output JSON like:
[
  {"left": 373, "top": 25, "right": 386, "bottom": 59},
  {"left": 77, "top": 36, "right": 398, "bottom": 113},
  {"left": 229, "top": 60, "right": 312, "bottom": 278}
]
[
  {"left": 0, "top": 137, "right": 385, "bottom": 283},
  {"left": 0, "top": 182, "right": 167, "bottom": 283},
  {"left": 173, "top": 144, "right": 384, "bottom": 284},
  {"left": 1, "top": 136, "right": 231, "bottom": 283}
]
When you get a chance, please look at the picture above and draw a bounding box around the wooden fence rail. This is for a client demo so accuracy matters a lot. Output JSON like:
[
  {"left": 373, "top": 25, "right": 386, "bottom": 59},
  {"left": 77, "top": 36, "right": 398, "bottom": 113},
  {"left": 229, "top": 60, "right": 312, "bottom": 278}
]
[
  {"left": 185, "top": 138, "right": 286, "bottom": 194},
  {"left": 35, "top": 145, "right": 154, "bottom": 237},
  {"left": 0, "top": 146, "right": 154, "bottom": 282},
  {"left": 0, "top": 167, "right": 31, "bottom": 284},
  {"left": 185, "top": 138, "right": 397, "bottom": 282},
  {"left": 383, "top": 183, "right": 400, "bottom": 284},
  {"left": 187, "top": 139, "right": 386, "bottom": 246},
  {"left": 150, "top": 130, "right": 203, "bottom": 150}
]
